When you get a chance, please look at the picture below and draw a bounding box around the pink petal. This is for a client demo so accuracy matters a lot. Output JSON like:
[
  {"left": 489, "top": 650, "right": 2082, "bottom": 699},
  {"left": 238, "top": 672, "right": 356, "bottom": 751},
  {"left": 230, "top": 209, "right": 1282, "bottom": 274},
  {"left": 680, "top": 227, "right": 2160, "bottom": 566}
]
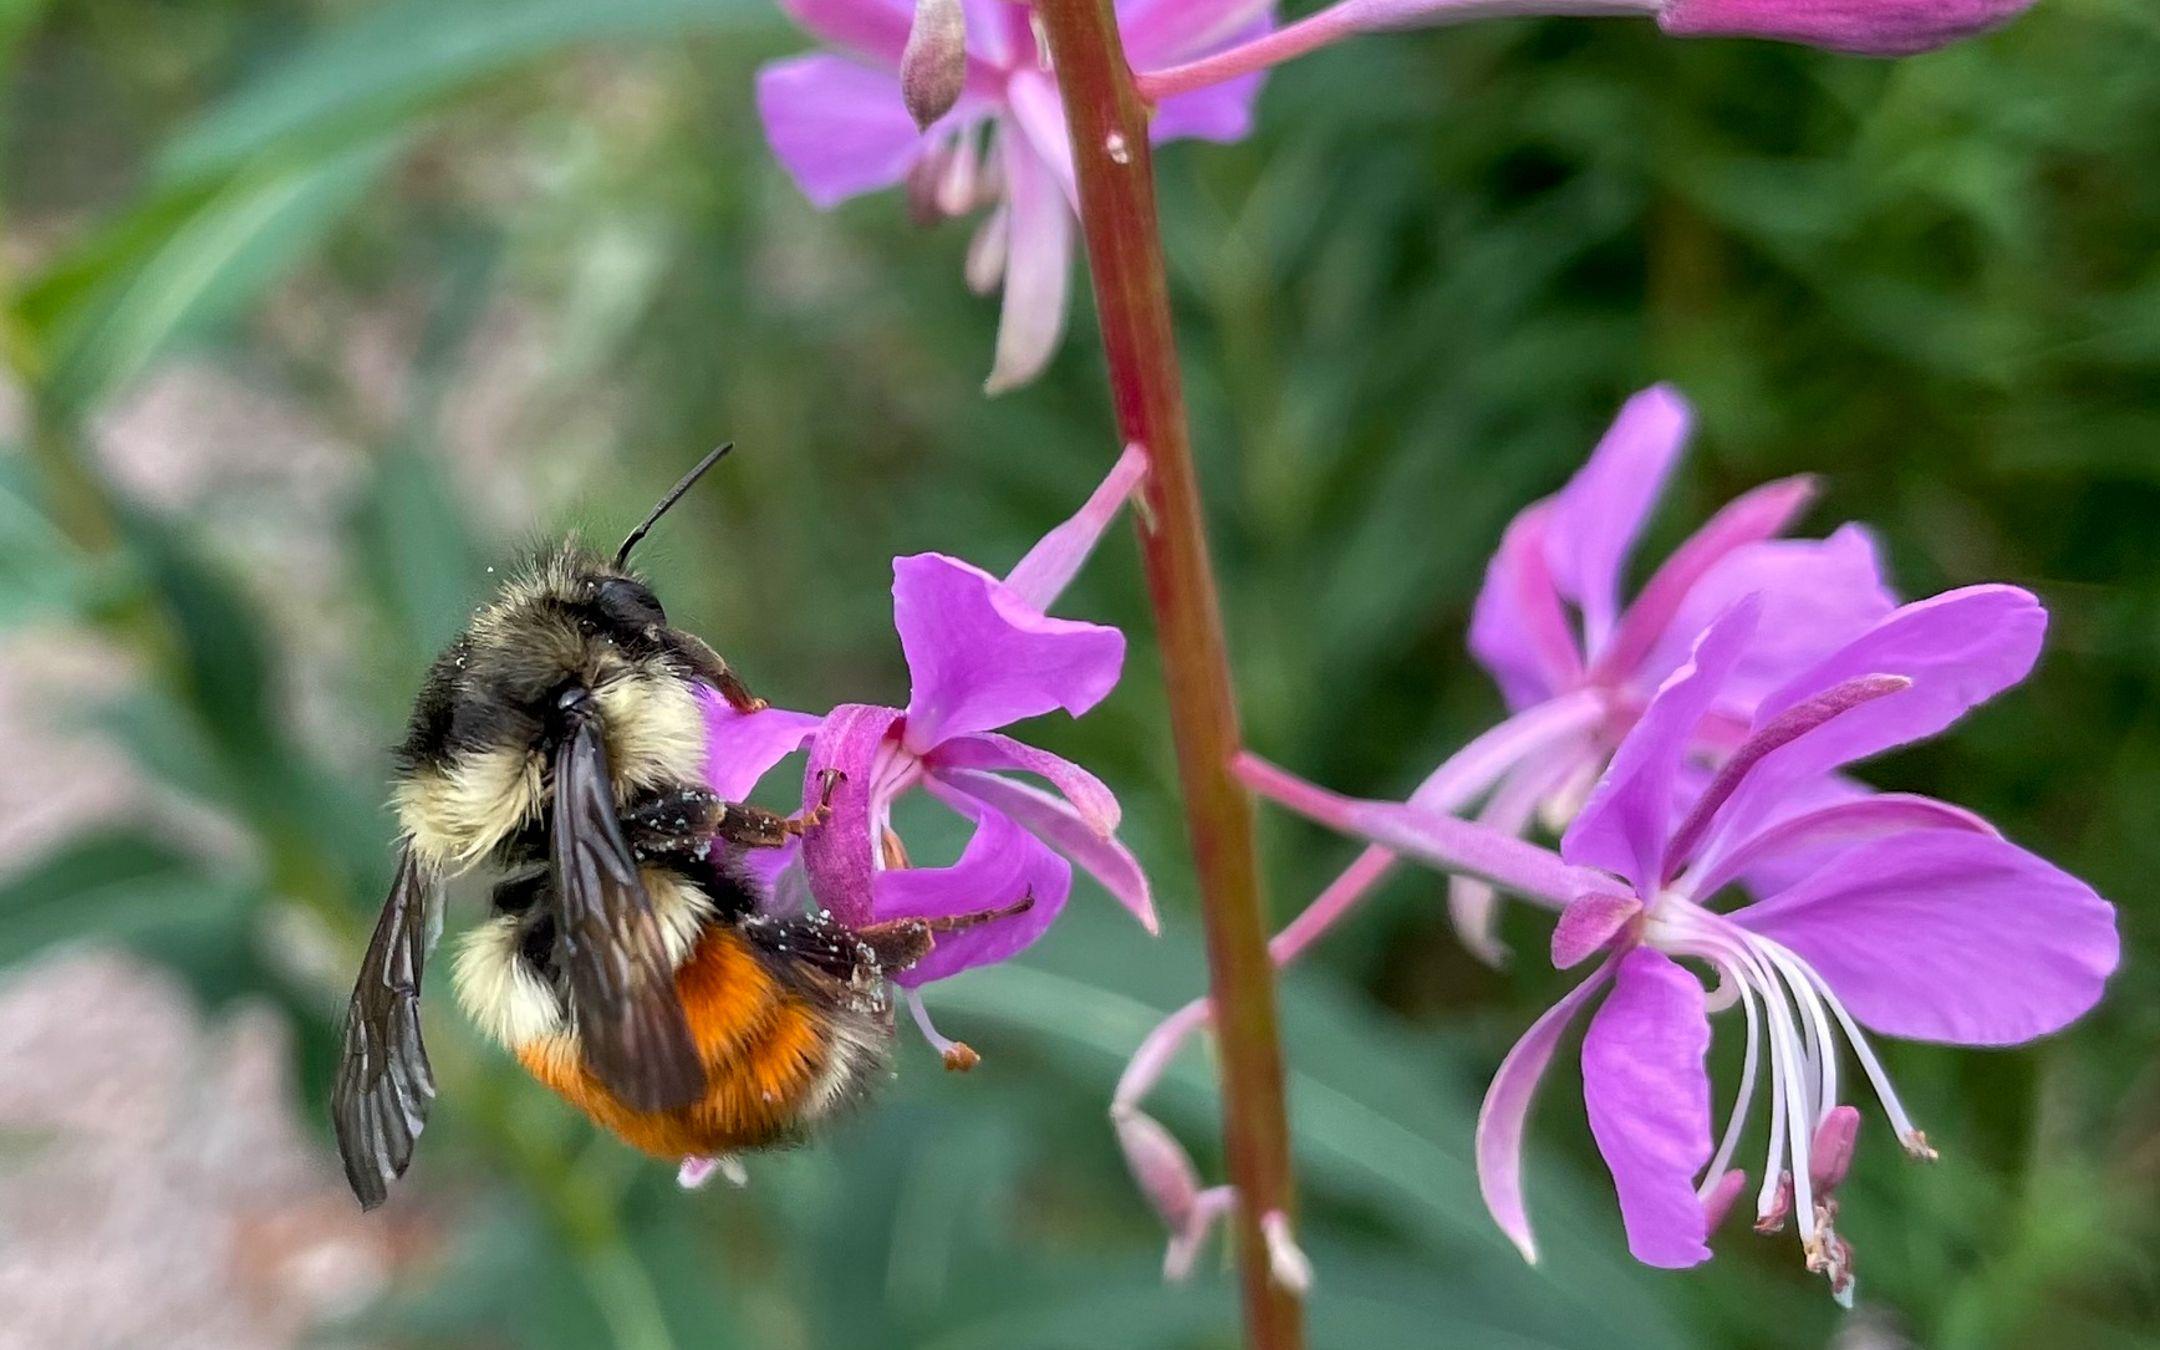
[
  {"left": 874, "top": 795, "right": 1073, "bottom": 985},
  {"left": 1680, "top": 766, "right": 1869, "bottom": 898},
  {"left": 1118, "top": 0, "right": 1275, "bottom": 68},
  {"left": 893, "top": 553, "right": 1125, "bottom": 751},
  {"left": 1733, "top": 830, "right": 2118, "bottom": 1046},
  {"left": 699, "top": 688, "right": 823, "bottom": 800},
  {"left": 1552, "top": 892, "right": 1642, "bottom": 970},
  {"left": 982, "top": 111, "right": 1074, "bottom": 394},
  {"left": 1003, "top": 442, "right": 1148, "bottom": 613},
  {"left": 959, "top": 0, "right": 1024, "bottom": 66},
  {"left": 1658, "top": 0, "right": 2037, "bottom": 57},
  {"left": 1593, "top": 475, "right": 1818, "bottom": 686},
  {"left": 1581, "top": 948, "right": 1714, "bottom": 1269},
  {"left": 755, "top": 55, "right": 928, "bottom": 210},
  {"left": 1688, "top": 791, "right": 1996, "bottom": 900},
  {"left": 1151, "top": 67, "right": 1266, "bottom": 144},
  {"left": 1632, "top": 524, "right": 1896, "bottom": 713},
  {"left": 1004, "top": 72, "right": 1078, "bottom": 207},
  {"left": 1563, "top": 595, "right": 1760, "bottom": 895},
  {"left": 935, "top": 766, "right": 1156, "bottom": 931},
  {"left": 1469, "top": 505, "right": 1583, "bottom": 710},
  {"left": 801, "top": 704, "right": 904, "bottom": 927},
  {"left": 778, "top": 0, "right": 915, "bottom": 64},
  {"left": 1477, "top": 955, "right": 1619, "bottom": 1263},
  {"left": 735, "top": 838, "right": 808, "bottom": 917},
  {"left": 1662, "top": 673, "right": 1913, "bottom": 881},
  {"left": 928, "top": 731, "right": 1121, "bottom": 834},
  {"left": 1699, "top": 585, "right": 2047, "bottom": 865},
  {"left": 1145, "top": 13, "right": 1271, "bottom": 144},
  {"left": 1547, "top": 385, "right": 1693, "bottom": 656}
]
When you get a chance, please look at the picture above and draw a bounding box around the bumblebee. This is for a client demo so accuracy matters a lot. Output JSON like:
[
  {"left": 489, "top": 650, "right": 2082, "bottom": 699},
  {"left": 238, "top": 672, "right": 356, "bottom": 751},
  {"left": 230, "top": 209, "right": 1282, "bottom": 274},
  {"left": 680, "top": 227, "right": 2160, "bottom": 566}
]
[{"left": 332, "top": 447, "right": 1017, "bottom": 1209}]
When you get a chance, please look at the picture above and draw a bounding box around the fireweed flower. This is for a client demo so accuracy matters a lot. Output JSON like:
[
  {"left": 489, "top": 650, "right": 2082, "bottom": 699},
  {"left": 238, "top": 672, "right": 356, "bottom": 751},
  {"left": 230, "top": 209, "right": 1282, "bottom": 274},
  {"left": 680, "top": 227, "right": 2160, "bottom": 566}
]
[
  {"left": 1111, "top": 384, "right": 1888, "bottom": 1277},
  {"left": 1241, "top": 586, "right": 2119, "bottom": 1301},
  {"left": 1133, "top": 0, "right": 2039, "bottom": 103},
  {"left": 703, "top": 447, "right": 1158, "bottom": 1063},
  {"left": 1450, "top": 384, "right": 1894, "bottom": 960},
  {"left": 756, "top": 0, "right": 1273, "bottom": 393}
]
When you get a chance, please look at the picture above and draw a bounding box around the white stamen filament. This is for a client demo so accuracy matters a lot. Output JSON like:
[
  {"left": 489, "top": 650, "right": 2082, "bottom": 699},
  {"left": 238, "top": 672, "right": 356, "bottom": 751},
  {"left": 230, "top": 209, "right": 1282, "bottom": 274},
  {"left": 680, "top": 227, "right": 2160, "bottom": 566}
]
[
  {"left": 1658, "top": 917, "right": 1817, "bottom": 1241},
  {"left": 1760, "top": 943, "right": 1842, "bottom": 1127},
  {"left": 1779, "top": 946, "right": 1930, "bottom": 1151},
  {"left": 1652, "top": 899, "right": 1934, "bottom": 1300},
  {"left": 1697, "top": 955, "right": 1760, "bottom": 1198}
]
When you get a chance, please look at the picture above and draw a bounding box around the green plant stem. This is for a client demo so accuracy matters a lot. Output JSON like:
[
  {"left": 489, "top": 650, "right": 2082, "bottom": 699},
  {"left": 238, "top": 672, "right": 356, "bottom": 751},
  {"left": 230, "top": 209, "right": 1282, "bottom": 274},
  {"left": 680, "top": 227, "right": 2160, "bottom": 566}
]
[{"left": 1031, "top": 3, "right": 1304, "bottom": 1347}]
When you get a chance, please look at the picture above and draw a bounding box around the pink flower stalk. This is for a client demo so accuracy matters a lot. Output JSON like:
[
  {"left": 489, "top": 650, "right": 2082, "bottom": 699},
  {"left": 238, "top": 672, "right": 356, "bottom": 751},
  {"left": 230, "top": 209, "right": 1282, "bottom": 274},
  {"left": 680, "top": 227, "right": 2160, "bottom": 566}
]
[
  {"left": 1241, "top": 585, "right": 2119, "bottom": 1301},
  {"left": 704, "top": 447, "right": 1157, "bottom": 1058},
  {"left": 756, "top": 0, "right": 1273, "bottom": 393},
  {"left": 1134, "top": 0, "right": 2038, "bottom": 103}
]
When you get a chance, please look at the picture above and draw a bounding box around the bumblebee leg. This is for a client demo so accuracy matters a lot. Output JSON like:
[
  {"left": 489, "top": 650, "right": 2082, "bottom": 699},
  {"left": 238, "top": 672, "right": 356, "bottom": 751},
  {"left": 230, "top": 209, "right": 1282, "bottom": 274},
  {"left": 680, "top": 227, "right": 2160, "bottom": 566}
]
[
  {"left": 620, "top": 789, "right": 726, "bottom": 861},
  {"left": 710, "top": 770, "right": 843, "bottom": 849},
  {"left": 853, "top": 892, "right": 1033, "bottom": 968}
]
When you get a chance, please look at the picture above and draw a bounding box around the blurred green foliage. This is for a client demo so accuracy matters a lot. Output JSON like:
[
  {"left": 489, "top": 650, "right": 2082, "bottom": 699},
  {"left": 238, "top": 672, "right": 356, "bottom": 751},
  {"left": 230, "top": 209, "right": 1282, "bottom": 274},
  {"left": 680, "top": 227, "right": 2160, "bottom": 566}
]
[{"left": 1, "top": 0, "right": 2155, "bottom": 1346}]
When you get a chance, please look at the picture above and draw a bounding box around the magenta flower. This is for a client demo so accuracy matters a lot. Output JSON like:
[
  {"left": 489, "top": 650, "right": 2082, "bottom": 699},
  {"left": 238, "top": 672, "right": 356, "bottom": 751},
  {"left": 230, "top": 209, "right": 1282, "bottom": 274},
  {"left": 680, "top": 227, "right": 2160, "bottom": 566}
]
[
  {"left": 1241, "top": 585, "right": 2119, "bottom": 1301},
  {"left": 706, "top": 447, "right": 1157, "bottom": 1056},
  {"left": 1441, "top": 385, "right": 1890, "bottom": 960},
  {"left": 1110, "top": 385, "right": 1887, "bottom": 1277},
  {"left": 756, "top": 0, "right": 1272, "bottom": 393},
  {"left": 1133, "top": 0, "right": 2038, "bottom": 103}
]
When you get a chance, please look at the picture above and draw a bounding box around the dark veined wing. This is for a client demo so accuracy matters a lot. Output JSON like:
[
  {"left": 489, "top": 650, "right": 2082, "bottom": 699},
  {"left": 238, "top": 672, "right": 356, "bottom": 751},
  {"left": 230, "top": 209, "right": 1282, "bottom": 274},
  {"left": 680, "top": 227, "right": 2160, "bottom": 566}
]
[
  {"left": 331, "top": 842, "right": 440, "bottom": 1210},
  {"left": 552, "top": 706, "right": 707, "bottom": 1112}
]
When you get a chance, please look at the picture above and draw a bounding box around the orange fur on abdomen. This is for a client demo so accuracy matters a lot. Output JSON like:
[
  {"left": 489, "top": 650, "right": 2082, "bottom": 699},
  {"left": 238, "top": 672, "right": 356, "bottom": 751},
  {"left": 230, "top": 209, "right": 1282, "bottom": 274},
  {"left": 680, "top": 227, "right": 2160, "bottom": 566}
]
[{"left": 516, "top": 927, "right": 831, "bottom": 1159}]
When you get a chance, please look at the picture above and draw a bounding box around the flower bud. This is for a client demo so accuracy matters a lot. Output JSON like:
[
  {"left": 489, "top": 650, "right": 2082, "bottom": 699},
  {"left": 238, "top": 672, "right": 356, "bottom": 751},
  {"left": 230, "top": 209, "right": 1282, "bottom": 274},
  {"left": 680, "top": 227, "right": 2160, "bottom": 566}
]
[
  {"left": 901, "top": 0, "right": 968, "bottom": 130},
  {"left": 1115, "top": 1108, "right": 1202, "bottom": 1228},
  {"left": 1808, "top": 1104, "right": 1862, "bottom": 1193},
  {"left": 1699, "top": 1168, "right": 1749, "bottom": 1231},
  {"left": 1658, "top": 0, "right": 2037, "bottom": 57}
]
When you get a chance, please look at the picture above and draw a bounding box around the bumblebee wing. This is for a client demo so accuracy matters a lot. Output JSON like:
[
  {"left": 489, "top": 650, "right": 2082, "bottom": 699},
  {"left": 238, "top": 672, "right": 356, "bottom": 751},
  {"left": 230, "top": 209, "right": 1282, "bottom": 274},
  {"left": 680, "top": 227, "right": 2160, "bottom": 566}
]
[
  {"left": 552, "top": 711, "right": 707, "bottom": 1112},
  {"left": 331, "top": 841, "right": 440, "bottom": 1211}
]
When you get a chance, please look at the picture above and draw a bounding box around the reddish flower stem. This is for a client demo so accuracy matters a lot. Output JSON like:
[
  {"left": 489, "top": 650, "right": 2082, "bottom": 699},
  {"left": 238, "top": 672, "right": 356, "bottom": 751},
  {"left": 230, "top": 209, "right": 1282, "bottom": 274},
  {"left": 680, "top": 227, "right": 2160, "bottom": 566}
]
[{"left": 1031, "top": 2, "right": 1304, "bottom": 1345}]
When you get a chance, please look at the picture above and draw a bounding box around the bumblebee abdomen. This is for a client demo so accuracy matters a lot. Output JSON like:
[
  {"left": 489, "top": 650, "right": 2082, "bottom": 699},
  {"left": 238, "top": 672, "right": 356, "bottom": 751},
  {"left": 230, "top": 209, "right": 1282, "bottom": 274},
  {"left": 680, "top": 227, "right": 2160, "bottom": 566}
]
[{"left": 516, "top": 926, "right": 891, "bottom": 1160}]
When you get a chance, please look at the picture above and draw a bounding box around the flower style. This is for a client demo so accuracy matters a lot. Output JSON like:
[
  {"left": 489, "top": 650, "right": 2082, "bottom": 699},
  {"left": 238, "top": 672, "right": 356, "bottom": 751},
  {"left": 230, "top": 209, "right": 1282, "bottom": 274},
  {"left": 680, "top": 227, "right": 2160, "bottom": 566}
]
[
  {"left": 1133, "top": 0, "right": 2039, "bottom": 103},
  {"left": 756, "top": 0, "right": 1273, "bottom": 393},
  {"left": 704, "top": 446, "right": 1157, "bottom": 1059},
  {"left": 1240, "top": 585, "right": 2119, "bottom": 1300}
]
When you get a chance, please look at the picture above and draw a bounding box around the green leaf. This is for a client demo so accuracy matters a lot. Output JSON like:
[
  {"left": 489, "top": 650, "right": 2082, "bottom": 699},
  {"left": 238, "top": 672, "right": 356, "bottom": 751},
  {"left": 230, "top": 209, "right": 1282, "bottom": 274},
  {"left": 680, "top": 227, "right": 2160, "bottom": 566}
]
[
  {"left": 161, "top": 0, "right": 769, "bottom": 183},
  {"left": 0, "top": 834, "right": 252, "bottom": 969},
  {"left": 0, "top": 458, "right": 88, "bottom": 628},
  {"left": 38, "top": 133, "right": 402, "bottom": 418}
]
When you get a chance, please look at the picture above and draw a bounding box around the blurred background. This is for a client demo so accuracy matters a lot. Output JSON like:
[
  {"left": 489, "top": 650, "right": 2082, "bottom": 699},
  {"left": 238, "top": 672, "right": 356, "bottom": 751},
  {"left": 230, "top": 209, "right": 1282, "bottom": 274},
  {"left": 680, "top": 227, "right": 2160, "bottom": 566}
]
[{"left": 1, "top": 0, "right": 2155, "bottom": 1346}]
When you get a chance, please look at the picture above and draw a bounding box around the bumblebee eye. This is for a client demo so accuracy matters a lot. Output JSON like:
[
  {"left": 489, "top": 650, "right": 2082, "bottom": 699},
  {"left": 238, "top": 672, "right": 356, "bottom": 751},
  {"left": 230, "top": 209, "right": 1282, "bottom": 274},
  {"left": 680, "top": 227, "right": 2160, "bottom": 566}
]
[{"left": 596, "top": 577, "right": 666, "bottom": 629}]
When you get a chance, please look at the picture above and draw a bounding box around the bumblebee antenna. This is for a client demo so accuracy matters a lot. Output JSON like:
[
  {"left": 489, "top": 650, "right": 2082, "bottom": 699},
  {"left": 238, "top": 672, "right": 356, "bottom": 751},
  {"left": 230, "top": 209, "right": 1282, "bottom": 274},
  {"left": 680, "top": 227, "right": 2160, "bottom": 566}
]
[{"left": 616, "top": 442, "right": 733, "bottom": 567}]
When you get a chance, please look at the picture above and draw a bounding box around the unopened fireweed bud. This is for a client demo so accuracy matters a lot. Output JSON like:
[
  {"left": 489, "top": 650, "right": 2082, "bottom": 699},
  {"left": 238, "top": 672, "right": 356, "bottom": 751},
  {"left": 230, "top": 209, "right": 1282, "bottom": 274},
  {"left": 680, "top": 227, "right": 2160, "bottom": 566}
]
[
  {"left": 901, "top": 0, "right": 969, "bottom": 129},
  {"left": 1656, "top": 0, "right": 2038, "bottom": 57}
]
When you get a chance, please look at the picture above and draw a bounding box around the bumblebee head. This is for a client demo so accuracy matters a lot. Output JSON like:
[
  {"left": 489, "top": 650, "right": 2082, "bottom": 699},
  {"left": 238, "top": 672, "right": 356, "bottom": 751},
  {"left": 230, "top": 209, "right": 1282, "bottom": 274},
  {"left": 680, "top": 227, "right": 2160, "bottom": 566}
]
[
  {"left": 388, "top": 444, "right": 738, "bottom": 873},
  {"left": 391, "top": 544, "right": 712, "bottom": 871}
]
